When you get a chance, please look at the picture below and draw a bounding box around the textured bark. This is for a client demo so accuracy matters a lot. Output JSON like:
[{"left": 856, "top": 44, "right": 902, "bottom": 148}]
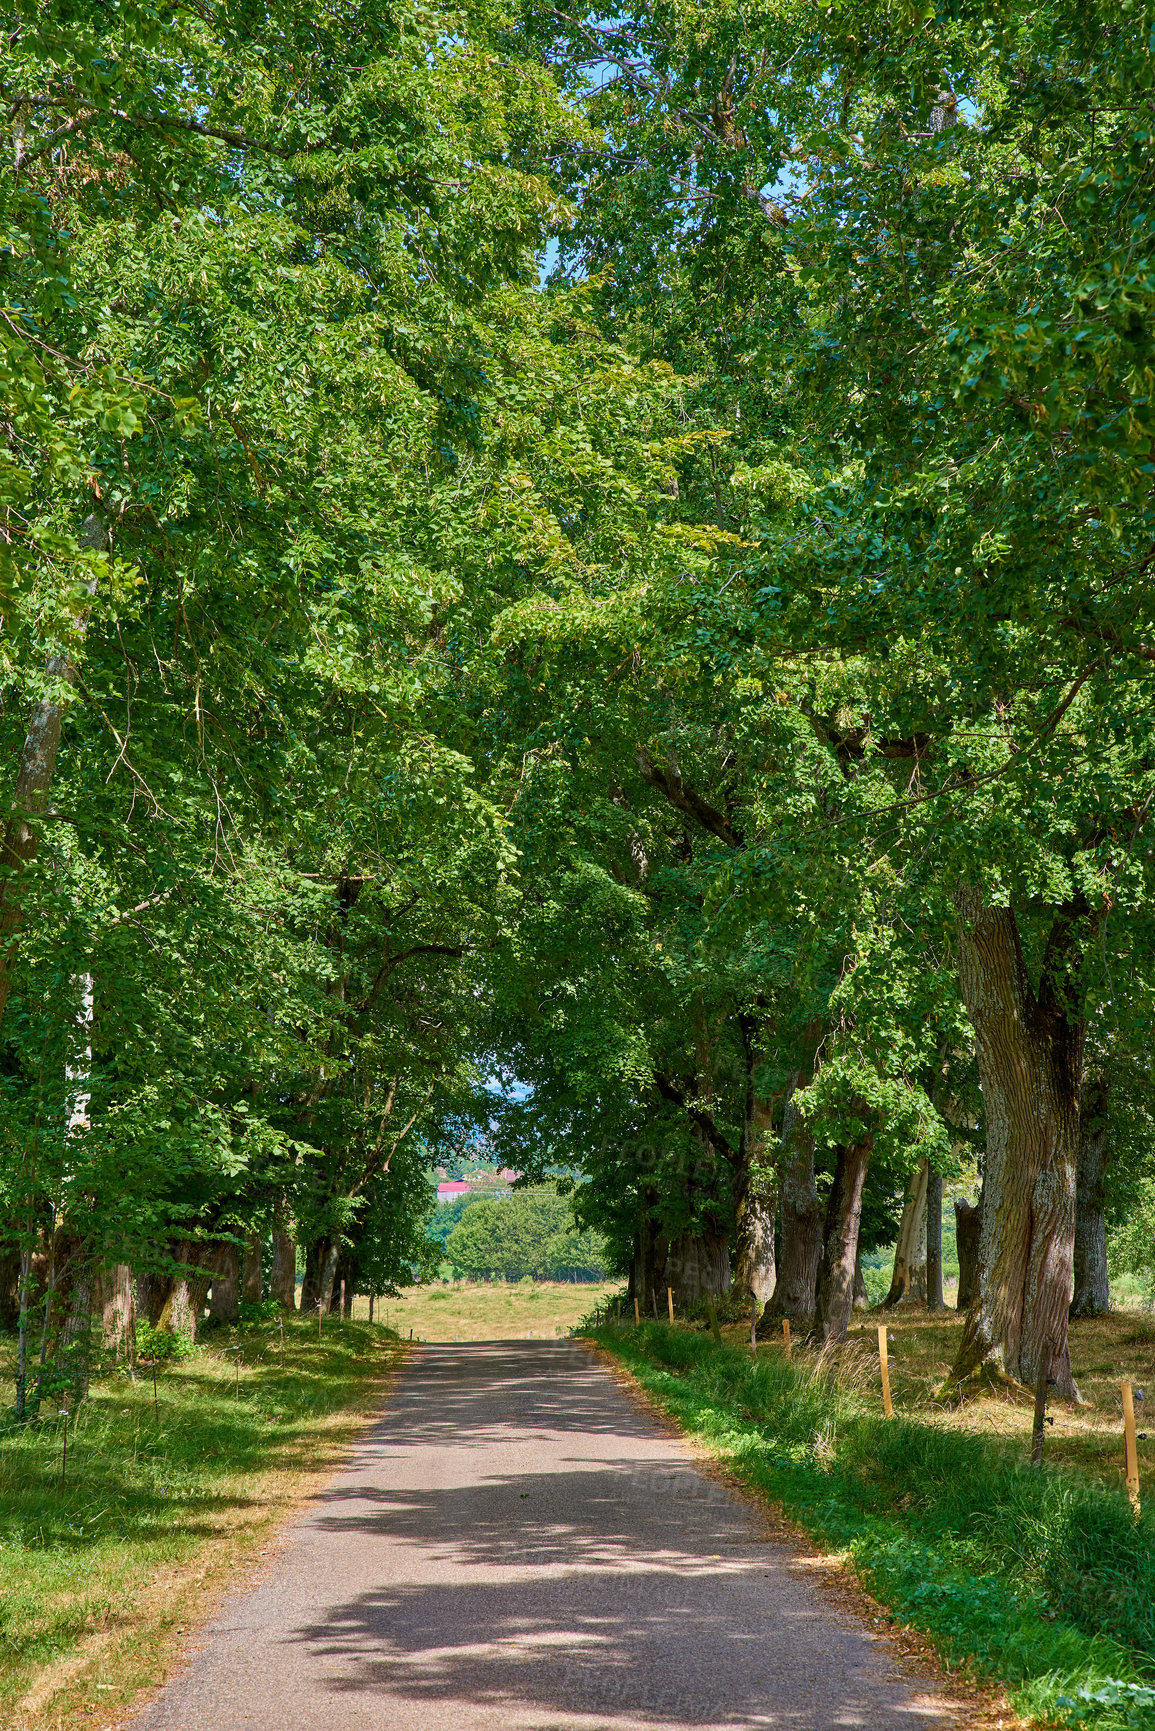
[
  {"left": 100, "top": 1264, "right": 135, "bottom": 1352},
  {"left": 300, "top": 1240, "right": 321, "bottom": 1313},
  {"left": 631, "top": 1197, "right": 667, "bottom": 1318},
  {"left": 734, "top": 1092, "right": 777, "bottom": 1306},
  {"left": 0, "top": 515, "right": 103, "bottom": 1032},
  {"left": 815, "top": 1139, "right": 873, "bottom": 1343},
  {"left": 926, "top": 1170, "right": 945, "bottom": 1311},
  {"left": 949, "top": 889, "right": 1085, "bottom": 1397},
  {"left": 884, "top": 1160, "right": 928, "bottom": 1307},
  {"left": 1070, "top": 1074, "right": 1110, "bottom": 1317},
  {"left": 852, "top": 1254, "right": 869, "bottom": 1310},
  {"left": 271, "top": 1230, "right": 297, "bottom": 1310},
  {"left": 157, "top": 1242, "right": 215, "bottom": 1338},
  {"left": 955, "top": 1200, "right": 982, "bottom": 1310},
  {"left": 332, "top": 1249, "right": 358, "bottom": 1314},
  {"left": 136, "top": 1268, "right": 171, "bottom": 1327},
  {"left": 242, "top": 1234, "right": 263, "bottom": 1305},
  {"left": 773, "top": 1079, "right": 823, "bottom": 1322},
  {"left": 664, "top": 1228, "right": 730, "bottom": 1310},
  {"left": 316, "top": 1238, "right": 340, "bottom": 1315},
  {"left": 209, "top": 1243, "right": 240, "bottom": 1322}
]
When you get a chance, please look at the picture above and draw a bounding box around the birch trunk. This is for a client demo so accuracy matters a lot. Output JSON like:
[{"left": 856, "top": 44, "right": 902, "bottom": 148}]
[
  {"left": 0, "top": 516, "right": 104, "bottom": 1032},
  {"left": 1070, "top": 1074, "right": 1110, "bottom": 1317},
  {"left": 883, "top": 1159, "right": 928, "bottom": 1307},
  {"left": 815, "top": 1139, "right": 872, "bottom": 1343},
  {"left": 949, "top": 889, "right": 1084, "bottom": 1397}
]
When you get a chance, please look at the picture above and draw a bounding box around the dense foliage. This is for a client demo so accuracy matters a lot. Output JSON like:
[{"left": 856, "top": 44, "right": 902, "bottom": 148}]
[{"left": 3, "top": 0, "right": 1155, "bottom": 1423}]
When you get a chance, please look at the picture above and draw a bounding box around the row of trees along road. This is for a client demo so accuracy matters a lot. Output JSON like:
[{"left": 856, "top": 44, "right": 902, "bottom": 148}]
[{"left": 2, "top": 0, "right": 1155, "bottom": 1409}]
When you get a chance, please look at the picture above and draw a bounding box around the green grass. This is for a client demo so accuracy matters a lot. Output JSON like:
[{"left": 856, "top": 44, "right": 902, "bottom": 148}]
[
  {"left": 361, "top": 1277, "right": 618, "bottom": 1340},
  {"left": 0, "top": 1314, "right": 401, "bottom": 1729},
  {"left": 597, "top": 1323, "right": 1155, "bottom": 1731}
]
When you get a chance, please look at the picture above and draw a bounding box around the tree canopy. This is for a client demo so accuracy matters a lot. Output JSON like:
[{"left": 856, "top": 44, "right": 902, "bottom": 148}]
[{"left": 4, "top": 0, "right": 1155, "bottom": 1409}]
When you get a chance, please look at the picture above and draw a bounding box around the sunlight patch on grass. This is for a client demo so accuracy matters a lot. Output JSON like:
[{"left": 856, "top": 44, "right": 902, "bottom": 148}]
[{"left": 0, "top": 1316, "right": 401, "bottom": 1730}]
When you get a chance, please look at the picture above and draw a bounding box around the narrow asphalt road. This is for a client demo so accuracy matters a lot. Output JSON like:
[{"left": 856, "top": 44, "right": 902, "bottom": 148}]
[{"left": 135, "top": 1340, "right": 963, "bottom": 1730}]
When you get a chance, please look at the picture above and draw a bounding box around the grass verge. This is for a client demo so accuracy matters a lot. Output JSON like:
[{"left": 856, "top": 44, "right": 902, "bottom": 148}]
[
  {"left": 597, "top": 1322, "right": 1155, "bottom": 1731},
  {"left": 0, "top": 1313, "right": 403, "bottom": 1730}
]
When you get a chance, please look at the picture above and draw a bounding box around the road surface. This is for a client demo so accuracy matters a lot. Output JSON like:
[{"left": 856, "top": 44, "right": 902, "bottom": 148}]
[{"left": 135, "top": 1340, "right": 965, "bottom": 1730}]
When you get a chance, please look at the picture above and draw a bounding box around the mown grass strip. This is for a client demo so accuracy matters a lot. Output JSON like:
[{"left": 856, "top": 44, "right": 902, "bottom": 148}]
[
  {"left": 0, "top": 1314, "right": 402, "bottom": 1728},
  {"left": 598, "top": 1323, "right": 1155, "bottom": 1731}
]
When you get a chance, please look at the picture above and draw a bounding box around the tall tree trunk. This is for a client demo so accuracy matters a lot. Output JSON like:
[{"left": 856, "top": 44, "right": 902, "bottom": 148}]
[
  {"left": 955, "top": 1199, "right": 982, "bottom": 1309},
  {"left": 0, "top": 516, "right": 104, "bottom": 1032},
  {"left": 242, "top": 1234, "right": 263, "bottom": 1305},
  {"left": 272, "top": 1229, "right": 297, "bottom": 1310},
  {"left": 333, "top": 1249, "right": 358, "bottom": 1314},
  {"left": 665, "top": 1228, "right": 729, "bottom": 1310},
  {"left": 815, "top": 1139, "right": 873, "bottom": 1343},
  {"left": 300, "top": 1240, "right": 321, "bottom": 1313},
  {"left": 883, "top": 1159, "right": 929, "bottom": 1307},
  {"left": 926, "top": 1169, "right": 945, "bottom": 1311},
  {"left": 317, "top": 1238, "right": 340, "bottom": 1315},
  {"left": 948, "top": 889, "right": 1085, "bottom": 1398},
  {"left": 852, "top": 1253, "right": 868, "bottom": 1310},
  {"left": 632, "top": 1194, "right": 666, "bottom": 1318},
  {"left": 209, "top": 1243, "right": 240, "bottom": 1323},
  {"left": 734, "top": 1091, "right": 777, "bottom": 1306},
  {"left": 100, "top": 1264, "right": 134, "bottom": 1353},
  {"left": 157, "top": 1241, "right": 214, "bottom": 1338},
  {"left": 135, "top": 1267, "right": 171, "bottom": 1327},
  {"left": 773, "top": 1080, "right": 823, "bottom": 1322},
  {"left": 1070, "top": 1073, "right": 1110, "bottom": 1318}
]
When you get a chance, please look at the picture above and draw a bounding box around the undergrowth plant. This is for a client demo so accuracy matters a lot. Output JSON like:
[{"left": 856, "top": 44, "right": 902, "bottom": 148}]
[
  {"left": 0, "top": 1315, "right": 400, "bottom": 1724},
  {"left": 600, "top": 1324, "right": 1155, "bottom": 1731}
]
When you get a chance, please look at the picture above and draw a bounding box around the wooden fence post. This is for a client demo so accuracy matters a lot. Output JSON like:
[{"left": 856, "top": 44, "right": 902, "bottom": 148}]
[
  {"left": 1122, "top": 1380, "right": 1141, "bottom": 1514},
  {"left": 667, "top": 1286, "right": 674, "bottom": 1325},
  {"left": 878, "top": 1324, "right": 894, "bottom": 1419},
  {"left": 782, "top": 1318, "right": 791, "bottom": 1357},
  {"left": 634, "top": 1295, "right": 640, "bottom": 1326}
]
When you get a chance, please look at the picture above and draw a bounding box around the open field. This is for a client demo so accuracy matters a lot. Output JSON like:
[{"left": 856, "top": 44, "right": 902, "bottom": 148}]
[
  {"left": 355, "top": 1278, "right": 617, "bottom": 1340},
  {"left": 0, "top": 1316, "right": 402, "bottom": 1731}
]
